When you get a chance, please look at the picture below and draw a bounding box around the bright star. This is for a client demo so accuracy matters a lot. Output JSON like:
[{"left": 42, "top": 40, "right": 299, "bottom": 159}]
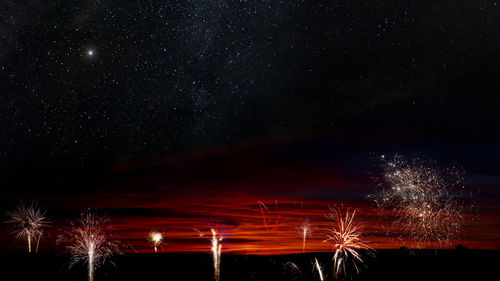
[{"left": 87, "top": 49, "right": 94, "bottom": 57}]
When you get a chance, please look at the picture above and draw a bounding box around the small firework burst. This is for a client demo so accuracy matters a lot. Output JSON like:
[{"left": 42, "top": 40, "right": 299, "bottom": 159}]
[
  {"left": 148, "top": 231, "right": 164, "bottom": 252},
  {"left": 371, "top": 155, "right": 475, "bottom": 247},
  {"left": 324, "top": 206, "right": 372, "bottom": 279},
  {"left": 7, "top": 201, "right": 49, "bottom": 253},
  {"left": 296, "top": 218, "right": 313, "bottom": 252},
  {"left": 58, "top": 211, "right": 119, "bottom": 281}
]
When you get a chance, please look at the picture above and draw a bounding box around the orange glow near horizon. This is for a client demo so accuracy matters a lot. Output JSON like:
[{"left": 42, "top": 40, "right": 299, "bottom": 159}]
[
  {"left": 6, "top": 192, "right": 495, "bottom": 255},
  {"left": 2, "top": 141, "right": 499, "bottom": 255},
  {"left": 106, "top": 200, "right": 498, "bottom": 254}
]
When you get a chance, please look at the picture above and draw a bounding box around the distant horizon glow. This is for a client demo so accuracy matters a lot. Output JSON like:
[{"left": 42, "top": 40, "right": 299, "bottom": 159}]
[
  {"left": 0, "top": 140, "right": 498, "bottom": 255},
  {"left": 1, "top": 196, "right": 497, "bottom": 255}
]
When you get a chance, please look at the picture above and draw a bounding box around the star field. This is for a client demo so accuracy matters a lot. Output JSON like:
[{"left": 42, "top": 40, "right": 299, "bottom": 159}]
[{"left": 1, "top": 0, "right": 500, "bottom": 176}]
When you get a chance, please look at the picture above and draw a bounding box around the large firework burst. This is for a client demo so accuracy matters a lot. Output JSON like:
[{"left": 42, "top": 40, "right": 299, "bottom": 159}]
[
  {"left": 371, "top": 155, "right": 475, "bottom": 247},
  {"left": 324, "top": 207, "right": 372, "bottom": 279},
  {"left": 7, "top": 201, "right": 49, "bottom": 253},
  {"left": 59, "top": 211, "right": 119, "bottom": 281}
]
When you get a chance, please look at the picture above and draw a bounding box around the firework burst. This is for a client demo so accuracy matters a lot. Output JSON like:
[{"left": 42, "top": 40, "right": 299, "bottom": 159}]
[
  {"left": 324, "top": 207, "right": 372, "bottom": 279},
  {"left": 7, "top": 201, "right": 49, "bottom": 253},
  {"left": 148, "top": 231, "right": 164, "bottom": 252},
  {"left": 59, "top": 211, "right": 119, "bottom": 281},
  {"left": 371, "top": 155, "right": 475, "bottom": 247},
  {"left": 296, "top": 218, "right": 312, "bottom": 252}
]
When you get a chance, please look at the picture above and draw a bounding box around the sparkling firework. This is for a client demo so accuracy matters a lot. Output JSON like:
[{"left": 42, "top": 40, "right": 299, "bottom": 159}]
[
  {"left": 314, "top": 257, "right": 325, "bottom": 281},
  {"left": 7, "top": 201, "right": 48, "bottom": 253},
  {"left": 297, "top": 218, "right": 312, "bottom": 252},
  {"left": 211, "top": 229, "right": 222, "bottom": 281},
  {"left": 195, "top": 226, "right": 224, "bottom": 281},
  {"left": 59, "top": 211, "right": 119, "bottom": 281},
  {"left": 148, "top": 231, "right": 164, "bottom": 252},
  {"left": 371, "top": 155, "right": 474, "bottom": 247},
  {"left": 324, "top": 207, "right": 372, "bottom": 279}
]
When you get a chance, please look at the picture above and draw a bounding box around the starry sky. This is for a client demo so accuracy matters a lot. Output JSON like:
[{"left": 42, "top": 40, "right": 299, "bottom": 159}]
[{"left": 1, "top": 1, "right": 500, "bottom": 253}]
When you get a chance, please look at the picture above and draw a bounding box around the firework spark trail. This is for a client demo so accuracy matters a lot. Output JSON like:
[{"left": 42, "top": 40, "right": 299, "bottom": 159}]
[
  {"left": 371, "top": 155, "right": 475, "bottom": 247},
  {"left": 148, "top": 231, "right": 164, "bottom": 252},
  {"left": 211, "top": 229, "right": 222, "bottom": 281},
  {"left": 258, "top": 201, "right": 269, "bottom": 233},
  {"left": 59, "top": 211, "right": 119, "bottom": 281},
  {"left": 314, "top": 257, "right": 324, "bottom": 281},
  {"left": 324, "top": 207, "right": 372, "bottom": 280},
  {"left": 257, "top": 200, "right": 287, "bottom": 235},
  {"left": 7, "top": 201, "right": 48, "bottom": 253}
]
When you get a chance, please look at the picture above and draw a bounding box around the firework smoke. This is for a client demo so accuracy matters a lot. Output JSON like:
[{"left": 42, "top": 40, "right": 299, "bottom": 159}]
[
  {"left": 324, "top": 207, "right": 372, "bottom": 279},
  {"left": 59, "top": 211, "right": 119, "bottom": 281},
  {"left": 7, "top": 201, "right": 48, "bottom": 253},
  {"left": 371, "top": 155, "right": 475, "bottom": 247},
  {"left": 148, "top": 231, "right": 164, "bottom": 252},
  {"left": 211, "top": 229, "right": 222, "bottom": 281},
  {"left": 297, "top": 218, "right": 312, "bottom": 252},
  {"left": 314, "top": 257, "right": 325, "bottom": 281}
]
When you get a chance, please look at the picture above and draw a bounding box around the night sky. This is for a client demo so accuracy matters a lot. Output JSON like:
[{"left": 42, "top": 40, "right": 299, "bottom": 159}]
[{"left": 1, "top": 1, "right": 500, "bottom": 254}]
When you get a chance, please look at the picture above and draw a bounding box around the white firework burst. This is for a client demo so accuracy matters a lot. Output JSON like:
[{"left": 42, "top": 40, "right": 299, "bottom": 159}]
[
  {"left": 7, "top": 201, "right": 49, "bottom": 253},
  {"left": 371, "top": 155, "right": 475, "bottom": 247}
]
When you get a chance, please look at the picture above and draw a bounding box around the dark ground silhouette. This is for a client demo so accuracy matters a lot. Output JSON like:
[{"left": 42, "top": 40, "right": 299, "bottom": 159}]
[{"left": 2, "top": 249, "right": 497, "bottom": 281}]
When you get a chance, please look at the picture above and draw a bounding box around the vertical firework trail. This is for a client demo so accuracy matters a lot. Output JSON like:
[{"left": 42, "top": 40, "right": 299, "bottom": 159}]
[
  {"left": 211, "top": 229, "right": 222, "bottom": 281},
  {"left": 302, "top": 227, "right": 307, "bottom": 252},
  {"left": 314, "top": 257, "right": 325, "bottom": 281},
  {"left": 297, "top": 219, "right": 312, "bottom": 252},
  {"left": 88, "top": 240, "right": 95, "bottom": 281},
  {"left": 7, "top": 201, "right": 48, "bottom": 253}
]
